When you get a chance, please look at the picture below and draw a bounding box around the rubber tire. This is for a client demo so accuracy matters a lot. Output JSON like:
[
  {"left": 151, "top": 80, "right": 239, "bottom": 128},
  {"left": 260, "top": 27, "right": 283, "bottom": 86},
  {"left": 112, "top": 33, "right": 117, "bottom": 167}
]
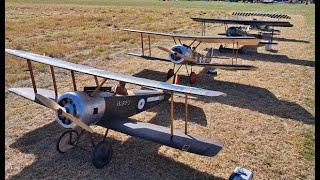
[
  {"left": 189, "top": 72, "right": 197, "bottom": 84},
  {"left": 166, "top": 69, "right": 174, "bottom": 80},
  {"left": 174, "top": 75, "right": 180, "bottom": 84},
  {"left": 218, "top": 45, "right": 224, "bottom": 53},
  {"left": 91, "top": 141, "right": 113, "bottom": 169},
  {"left": 56, "top": 130, "right": 78, "bottom": 153}
]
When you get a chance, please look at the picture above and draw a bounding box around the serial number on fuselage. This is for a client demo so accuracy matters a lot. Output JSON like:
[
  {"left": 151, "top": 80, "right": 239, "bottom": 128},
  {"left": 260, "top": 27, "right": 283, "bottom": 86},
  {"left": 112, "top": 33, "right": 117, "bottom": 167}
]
[{"left": 116, "top": 100, "right": 131, "bottom": 107}]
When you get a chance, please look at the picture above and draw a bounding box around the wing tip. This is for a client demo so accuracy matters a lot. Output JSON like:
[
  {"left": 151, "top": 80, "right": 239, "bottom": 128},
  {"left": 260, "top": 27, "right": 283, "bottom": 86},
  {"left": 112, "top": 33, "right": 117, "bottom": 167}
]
[{"left": 206, "top": 91, "right": 227, "bottom": 97}]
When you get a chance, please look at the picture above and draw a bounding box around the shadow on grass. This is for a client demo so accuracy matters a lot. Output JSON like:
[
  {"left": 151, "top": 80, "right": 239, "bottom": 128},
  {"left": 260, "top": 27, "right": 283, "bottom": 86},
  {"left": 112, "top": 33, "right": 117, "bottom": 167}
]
[
  {"left": 271, "top": 36, "right": 309, "bottom": 44},
  {"left": 9, "top": 121, "right": 224, "bottom": 179},
  {"left": 214, "top": 47, "right": 315, "bottom": 67},
  {"left": 133, "top": 69, "right": 314, "bottom": 124}
]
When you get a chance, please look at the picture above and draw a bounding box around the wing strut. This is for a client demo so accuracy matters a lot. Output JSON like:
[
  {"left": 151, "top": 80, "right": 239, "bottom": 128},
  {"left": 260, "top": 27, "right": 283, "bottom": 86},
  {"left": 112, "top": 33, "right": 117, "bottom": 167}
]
[
  {"left": 189, "top": 39, "right": 196, "bottom": 47},
  {"left": 91, "top": 78, "right": 107, "bottom": 97},
  {"left": 172, "top": 37, "right": 177, "bottom": 44},
  {"left": 185, "top": 94, "right": 188, "bottom": 134},
  {"left": 148, "top": 36, "right": 151, "bottom": 56},
  {"left": 236, "top": 42, "right": 239, "bottom": 64},
  {"left": 170, "top": 92, "right": 189, "bottom": 137},
  {"left": 50, "top": 66, "right": 58, "bottom": 99},
  {"left": 26, "top": 60, "right": 37, "bottom": 94},
  {"left": 140, "top": 33, "right": 144, "bottom": 56},
  {"left": 201, "top": 22, "right": 206, "bottom": 36},
  {"left": 71, "top": 70, "right": 77, "bottom": 91},
  {"left": 94, "top": 75, "right": 99, "bottom": 86},
  {"left": 170, "top": 92, "right": 174, "bottom": 138}
]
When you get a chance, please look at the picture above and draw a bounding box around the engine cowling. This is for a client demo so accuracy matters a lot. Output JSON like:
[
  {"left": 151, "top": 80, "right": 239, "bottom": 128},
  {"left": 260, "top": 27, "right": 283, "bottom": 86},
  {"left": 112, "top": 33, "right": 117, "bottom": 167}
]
[
  {"left": 55, "top": 91, "right": 106, "bottom": 129},
  {"left": 168, "top": 45, "right": 192, "bottom": 64}
]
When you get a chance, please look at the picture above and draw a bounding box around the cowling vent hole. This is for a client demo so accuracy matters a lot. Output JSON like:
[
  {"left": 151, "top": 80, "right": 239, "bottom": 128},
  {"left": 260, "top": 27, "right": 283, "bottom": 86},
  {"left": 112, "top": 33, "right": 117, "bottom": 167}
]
[{"left": 93, "top": 108, "right": 98, "bottom": 115}]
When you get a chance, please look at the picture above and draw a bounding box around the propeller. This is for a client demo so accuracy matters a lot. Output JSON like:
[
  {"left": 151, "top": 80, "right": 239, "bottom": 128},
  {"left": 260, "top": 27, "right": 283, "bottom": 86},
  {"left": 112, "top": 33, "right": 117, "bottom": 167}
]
[
  {"left": 35, "top": 94, "right": 93, "bottom": 133},
  {"left": 157, "top": 46, "right": 196, "bottom": 62}
]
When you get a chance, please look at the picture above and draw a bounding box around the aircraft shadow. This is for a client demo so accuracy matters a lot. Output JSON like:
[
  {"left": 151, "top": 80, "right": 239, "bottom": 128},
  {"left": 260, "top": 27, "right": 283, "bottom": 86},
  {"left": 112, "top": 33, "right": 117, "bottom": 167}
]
[
  {"left": 133, "top": 69, "right": 314, "bottom": 124},
  {"left": 9, "top": 122, "right": 224, "bottom": 179},
  {"left": 212, "top": 48, "right": 314, "bottom": 67},
  {"left": 271, "top": 37, "right": 309, "bottom": 43}
]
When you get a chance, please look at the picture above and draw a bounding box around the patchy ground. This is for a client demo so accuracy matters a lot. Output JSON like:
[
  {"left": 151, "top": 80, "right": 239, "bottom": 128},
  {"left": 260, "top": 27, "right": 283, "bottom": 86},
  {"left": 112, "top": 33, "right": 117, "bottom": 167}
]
[{"left": 5, "top": 1, "right": 314, "bottom": 179}]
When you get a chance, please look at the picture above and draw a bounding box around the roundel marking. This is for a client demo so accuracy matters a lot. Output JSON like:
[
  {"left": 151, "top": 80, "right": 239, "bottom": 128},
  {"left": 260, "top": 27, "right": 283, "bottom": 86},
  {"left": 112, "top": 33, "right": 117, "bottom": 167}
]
[{"left": 137, "top": 98, "right": 146, "bottom": 110}]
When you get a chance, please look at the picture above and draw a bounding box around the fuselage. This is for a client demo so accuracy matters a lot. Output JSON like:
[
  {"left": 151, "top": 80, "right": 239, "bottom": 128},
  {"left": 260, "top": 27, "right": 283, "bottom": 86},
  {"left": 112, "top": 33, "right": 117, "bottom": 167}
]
[{"left": 56, "top": 88, "right": 170, "bottom": 129}]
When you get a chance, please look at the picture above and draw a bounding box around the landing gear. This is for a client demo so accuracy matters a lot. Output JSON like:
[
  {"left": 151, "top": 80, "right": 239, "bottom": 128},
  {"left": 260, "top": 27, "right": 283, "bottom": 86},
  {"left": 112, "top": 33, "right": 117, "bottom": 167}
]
[
  {"left": 218, "top": 45, "right": 224, "bottom": 53},
  {"left": 91, "top": 141, "right": 113, "bottom": 169},
  {"left": 56, "top": 128, "right": 113, "bottom": 169},
  {"left": 168, "top": 64, "right": 196, "bottom": 85},
  {"left": 56, "top": 130, "right": 79, "bottom": 153},
  {"left": 167, "top": 68, "right": 174, "bottom": 80},
  {"left": 189, "top": 72, "right": 197, "bottom": 84}
]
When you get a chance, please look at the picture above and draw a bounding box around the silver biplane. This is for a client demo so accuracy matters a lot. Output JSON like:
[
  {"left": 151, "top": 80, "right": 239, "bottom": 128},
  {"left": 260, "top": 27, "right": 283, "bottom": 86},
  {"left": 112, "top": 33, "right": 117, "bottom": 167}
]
[
  {"left": 6, "top": 49, "right": 226, "bottom": 169},
  {"left": 123, "top": 29, "right": 260, "bottom": 84},
  {"left": 191, "top": 17, "right": 293, "bottom": 47}
]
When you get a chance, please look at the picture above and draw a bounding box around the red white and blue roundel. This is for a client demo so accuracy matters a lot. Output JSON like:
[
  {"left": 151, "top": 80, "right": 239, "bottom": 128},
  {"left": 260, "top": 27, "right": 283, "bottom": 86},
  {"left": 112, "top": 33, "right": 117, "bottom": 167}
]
[{"left": 137, "top": 98, "right": 146, "bottom": 111}]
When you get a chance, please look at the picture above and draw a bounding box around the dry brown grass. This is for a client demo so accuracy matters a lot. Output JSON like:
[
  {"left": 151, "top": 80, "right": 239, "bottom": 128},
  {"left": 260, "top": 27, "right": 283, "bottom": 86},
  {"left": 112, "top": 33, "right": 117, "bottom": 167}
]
[{"left": 5, "top": 1, "right": 314, "bottom": 179}]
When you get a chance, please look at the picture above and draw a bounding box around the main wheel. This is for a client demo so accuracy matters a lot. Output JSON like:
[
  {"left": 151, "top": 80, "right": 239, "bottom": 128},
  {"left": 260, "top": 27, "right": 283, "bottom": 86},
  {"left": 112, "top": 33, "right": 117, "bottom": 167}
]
[
  {"left": 166, "top": 69, "right": 174, "bottom": 80},
  {"left": 56, "top": 130, "right": 79, "bottom": 153},
  {"left": 91, "top": 141, "right": 113, "bottom": 169},
  {"left": 173, "top": 75, "right": 180, "bottom": 84},
  {"left": 189, "top": 72, "right": 197, "bottom": 84},
  {"left": 218, "top": 45, "right": 224, "bottom": 53}
]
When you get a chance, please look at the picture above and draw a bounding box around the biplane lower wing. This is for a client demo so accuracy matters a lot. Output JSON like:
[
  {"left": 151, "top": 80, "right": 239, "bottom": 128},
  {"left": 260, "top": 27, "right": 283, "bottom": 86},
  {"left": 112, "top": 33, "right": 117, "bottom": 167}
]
[
  {"left": 128, "top": 52, "right": 257, "bottom": 70},
  {"left": 98, "top": 118, "right": 223, "bottom": 157},
  {"left": 128, "top": 52, "right": 171, "bottom": 62},
  {"left": 9, "top": 87, "right": 59, "bottom": 105}
]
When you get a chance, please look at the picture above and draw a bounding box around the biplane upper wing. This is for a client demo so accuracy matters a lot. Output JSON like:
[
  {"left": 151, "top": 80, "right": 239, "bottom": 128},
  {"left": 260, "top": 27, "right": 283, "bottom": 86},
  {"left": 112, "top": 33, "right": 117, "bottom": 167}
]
[
  {"left": 123, "top": 29, "right": 260, "bottom": 45},
  {"left": 5, "top": 49, "right": 225, "bottom": 97},
  {"left": 191, "top": 17, "right": 293, "bottom": 27}
]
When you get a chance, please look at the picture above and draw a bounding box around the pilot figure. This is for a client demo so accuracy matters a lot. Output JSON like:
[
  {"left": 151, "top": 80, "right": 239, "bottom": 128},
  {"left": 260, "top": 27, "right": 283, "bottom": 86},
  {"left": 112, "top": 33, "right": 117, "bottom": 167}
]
[{"left": 113, "top": 81, "right": 128, "bottom": 96}]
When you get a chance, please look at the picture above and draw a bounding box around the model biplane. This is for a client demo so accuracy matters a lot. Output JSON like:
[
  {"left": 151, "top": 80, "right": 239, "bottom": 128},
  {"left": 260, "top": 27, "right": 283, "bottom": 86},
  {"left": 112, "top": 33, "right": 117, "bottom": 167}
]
[
  {"left": 123, "top": 29, "right": 259, "bottom": 84},
  {"left": 191, "top": 17, "right": 293, "bottom": 46},
  {"left": 6, "top": 49, "right": 226, "bottom": 169}
]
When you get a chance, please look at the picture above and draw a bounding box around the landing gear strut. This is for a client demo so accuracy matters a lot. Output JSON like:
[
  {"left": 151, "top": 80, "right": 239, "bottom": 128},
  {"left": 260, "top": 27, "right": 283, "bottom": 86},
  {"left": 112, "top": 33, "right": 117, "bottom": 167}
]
[
  {"left": 167, "top": 69, "right": 174, "bottom": 80},
  {"left": 56, "top": 128, "right": 113, "bottom": 169},
  {"left": 168, "top": 64, "right": 197, "bottom": 85}
]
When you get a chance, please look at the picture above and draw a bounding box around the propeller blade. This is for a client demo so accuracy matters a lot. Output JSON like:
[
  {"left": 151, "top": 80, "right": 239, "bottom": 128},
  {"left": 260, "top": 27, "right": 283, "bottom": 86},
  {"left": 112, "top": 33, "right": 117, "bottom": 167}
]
[
  {"left": 60, "top": 111, "right": 93, "bottom": 133},
  {"left": 157, "top": 46, "right": 195, "bottom": 62},
  {"left": 35, "top": 93, "right": 63, "bottom": 111},
  {"left": 35, "top": 93, "right": 93, "bottom": 133}
]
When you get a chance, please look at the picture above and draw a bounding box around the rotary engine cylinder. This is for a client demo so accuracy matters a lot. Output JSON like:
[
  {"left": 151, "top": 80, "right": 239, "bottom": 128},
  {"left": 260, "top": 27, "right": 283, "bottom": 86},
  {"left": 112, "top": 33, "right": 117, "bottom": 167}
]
[
  {"left": 168, "top": 45, "right": 192, "bottom": 64},
  {"left": 55, "top": 91, "right": 106, "bottom": 129}
]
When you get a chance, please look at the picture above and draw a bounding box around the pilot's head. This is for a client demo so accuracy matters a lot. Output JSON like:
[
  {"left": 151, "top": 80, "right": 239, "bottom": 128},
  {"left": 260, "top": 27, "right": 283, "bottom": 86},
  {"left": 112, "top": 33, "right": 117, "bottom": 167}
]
[{"left": 119, "top": 81, "right": 126, "bottom": 87}]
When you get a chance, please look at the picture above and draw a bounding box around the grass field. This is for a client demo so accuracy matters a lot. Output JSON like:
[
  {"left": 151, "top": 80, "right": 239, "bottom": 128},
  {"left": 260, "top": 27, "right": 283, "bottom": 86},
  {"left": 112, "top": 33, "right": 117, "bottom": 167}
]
[{"left": 5, "top": 0, "right": 314, "bottom": 179}]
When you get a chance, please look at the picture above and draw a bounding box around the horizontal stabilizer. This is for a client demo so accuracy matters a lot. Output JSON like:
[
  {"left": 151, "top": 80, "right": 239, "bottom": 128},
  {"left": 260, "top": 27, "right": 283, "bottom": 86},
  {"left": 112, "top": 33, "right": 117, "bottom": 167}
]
[{"left": 98, "top": 118, "right": 223, "bottom": 157}]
